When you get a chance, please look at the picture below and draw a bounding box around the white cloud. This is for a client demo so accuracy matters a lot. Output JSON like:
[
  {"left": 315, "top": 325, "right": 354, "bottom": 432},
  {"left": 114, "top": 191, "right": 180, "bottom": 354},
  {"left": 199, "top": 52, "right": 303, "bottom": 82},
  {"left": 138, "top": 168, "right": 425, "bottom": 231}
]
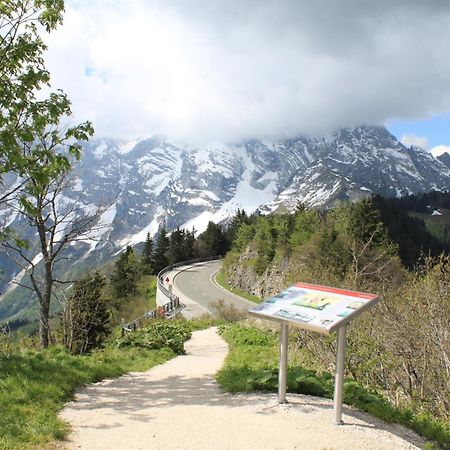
[
  {"left": 44, "top": 0, "right": 450, "bottom": 144},
  {"left": 431, "top": 145, "right": 450, "bottom": 157},
  {"left": 400, "top": 134, "right": 429, "bottom": 149}
]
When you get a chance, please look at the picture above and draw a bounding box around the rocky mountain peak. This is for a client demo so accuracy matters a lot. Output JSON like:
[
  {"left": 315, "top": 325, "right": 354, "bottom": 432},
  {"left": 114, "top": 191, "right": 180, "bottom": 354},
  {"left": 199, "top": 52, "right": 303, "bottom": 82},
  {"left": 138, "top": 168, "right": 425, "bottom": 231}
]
[{"left": 1, "top": 126, "right": 449, "bottom": 316}]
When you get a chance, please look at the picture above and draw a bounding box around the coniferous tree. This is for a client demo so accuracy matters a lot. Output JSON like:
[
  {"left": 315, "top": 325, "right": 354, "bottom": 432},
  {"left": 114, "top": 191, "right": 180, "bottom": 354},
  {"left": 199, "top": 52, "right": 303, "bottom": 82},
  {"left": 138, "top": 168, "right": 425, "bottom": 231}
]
[
  {"left": 225, "top": 209, "right": 249, "bottom": 247},
  {"left": 141, "top": 233, "right": 154, "bottom": 274},
  {"left": 167, "top": 227, "right": 185, "bottom": 264},
  {"left": 153, "top": 227, "right": 170, "bottom": 273},
  {"left": 182, "top": 228, "right": 196, "bottom": 260},
  {"left": 198, "top": 221, "right": 227, "bottom": 257},
  {"left": 295, "top": 201, "right": 307, "bottom": 213},
  {"left": 110, "top": 246, "right": 140, "bottom": 298},
  {"left": 63, "top": 272, "right": 109, "bottom": 355},
  {"left": 371, "top": 194, "right": 448, "bottom": 268}
]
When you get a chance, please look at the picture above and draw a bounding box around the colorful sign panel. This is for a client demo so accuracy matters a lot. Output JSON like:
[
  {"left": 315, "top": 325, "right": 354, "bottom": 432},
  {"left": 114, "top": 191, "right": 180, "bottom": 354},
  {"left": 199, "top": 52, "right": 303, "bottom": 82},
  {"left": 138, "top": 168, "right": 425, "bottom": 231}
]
[{"left": 248, "top": 282, "right": 379, "bottom": 334}]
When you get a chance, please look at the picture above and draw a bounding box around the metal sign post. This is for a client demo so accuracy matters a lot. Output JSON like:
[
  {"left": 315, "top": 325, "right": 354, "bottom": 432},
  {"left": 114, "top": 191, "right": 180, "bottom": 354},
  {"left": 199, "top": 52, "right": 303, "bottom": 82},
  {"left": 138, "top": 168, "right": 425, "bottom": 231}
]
[
  {"left": 249, "top": 282, "right": 379, "bottom": 424},
  {"left": 278, "top": 323, "right": 289, "bottom": 403},
  {"left": 333, "top": 325, "right": 347, "bottom": 424}
]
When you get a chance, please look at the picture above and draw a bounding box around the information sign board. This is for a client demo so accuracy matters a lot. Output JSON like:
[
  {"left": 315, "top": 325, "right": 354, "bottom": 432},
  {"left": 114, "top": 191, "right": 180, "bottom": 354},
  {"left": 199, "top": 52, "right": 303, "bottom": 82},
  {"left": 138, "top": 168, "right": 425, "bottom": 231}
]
[
  {"left": 248, "top": 281, "right": 379, "bottom": 424},
  {"left": 249, "top": 282, "right": 379, "bottom": 334}
]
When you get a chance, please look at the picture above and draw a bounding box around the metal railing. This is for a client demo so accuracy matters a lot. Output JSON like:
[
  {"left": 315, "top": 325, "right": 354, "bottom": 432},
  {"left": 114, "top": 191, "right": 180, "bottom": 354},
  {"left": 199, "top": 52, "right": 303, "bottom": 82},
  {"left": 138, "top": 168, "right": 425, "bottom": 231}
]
[
  {"left": 122, "top": 256, "right": 220, "bottom": 335},
  {"left": 121, "top": 295, "right": 183, "bottom": 334}
]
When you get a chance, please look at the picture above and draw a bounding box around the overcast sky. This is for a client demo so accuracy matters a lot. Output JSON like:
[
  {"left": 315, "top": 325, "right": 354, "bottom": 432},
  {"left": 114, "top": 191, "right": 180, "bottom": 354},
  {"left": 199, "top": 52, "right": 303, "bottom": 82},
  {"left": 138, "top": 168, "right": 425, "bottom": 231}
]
[{"left": 45, "top": 0, "right": 450, "bottom": 148}]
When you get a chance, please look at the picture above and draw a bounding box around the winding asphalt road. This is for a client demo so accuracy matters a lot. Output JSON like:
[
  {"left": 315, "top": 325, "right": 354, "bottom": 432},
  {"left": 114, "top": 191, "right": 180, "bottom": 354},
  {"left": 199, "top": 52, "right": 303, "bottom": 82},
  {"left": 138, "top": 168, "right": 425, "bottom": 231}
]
[{"left": 170, "top": 260, "right": 255, "bottom": 318}]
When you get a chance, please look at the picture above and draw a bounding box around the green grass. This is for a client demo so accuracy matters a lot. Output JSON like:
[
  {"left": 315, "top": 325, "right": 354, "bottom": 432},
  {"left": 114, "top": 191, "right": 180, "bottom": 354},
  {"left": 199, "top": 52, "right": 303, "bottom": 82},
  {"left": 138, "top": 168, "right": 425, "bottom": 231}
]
[
  {"left": 184, "top": 316, "right": 228, "bottom": 331},
  {"left": 107, "top": 275, "right": 158, "bottom": 337},
  {"left": 410, "top": 210, "right": 450, "bottom": 243},
  {"left": 0, "top": 319, "right": 193, "bottom": 450},
  {"left": 216, "top": 323, "right": 450, "bottom": 449},
  {"left": 215, "top": 270, "right": 262, "bottom": 303},
  {"left": 115, "top": 275, "right": 157, "bottom": 321}
]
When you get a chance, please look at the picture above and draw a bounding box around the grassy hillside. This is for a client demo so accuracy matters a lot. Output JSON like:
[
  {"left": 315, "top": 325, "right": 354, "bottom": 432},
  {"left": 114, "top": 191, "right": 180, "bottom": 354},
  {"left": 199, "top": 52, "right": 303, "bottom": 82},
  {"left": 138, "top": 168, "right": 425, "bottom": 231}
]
[
  {"left": 109, "top": 275, "right": 157, "bottom": 333},
  {"left": 410, "top": 209, "right": 450, "bottom": 244}
]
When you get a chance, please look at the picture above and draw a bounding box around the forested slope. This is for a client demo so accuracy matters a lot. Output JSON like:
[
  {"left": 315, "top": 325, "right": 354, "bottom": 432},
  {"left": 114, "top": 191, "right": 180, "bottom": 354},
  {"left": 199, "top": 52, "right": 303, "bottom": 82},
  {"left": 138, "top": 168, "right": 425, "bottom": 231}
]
[{"left": 220, "top": 196, "right": 450, "bottom": 424}]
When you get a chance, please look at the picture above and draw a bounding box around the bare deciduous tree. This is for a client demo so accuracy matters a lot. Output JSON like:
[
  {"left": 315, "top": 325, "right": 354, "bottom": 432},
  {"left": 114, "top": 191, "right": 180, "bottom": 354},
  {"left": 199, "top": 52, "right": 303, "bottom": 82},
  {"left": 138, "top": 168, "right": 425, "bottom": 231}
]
[{"left": 1, "top": 161, "right": 104, "bottom": 348}]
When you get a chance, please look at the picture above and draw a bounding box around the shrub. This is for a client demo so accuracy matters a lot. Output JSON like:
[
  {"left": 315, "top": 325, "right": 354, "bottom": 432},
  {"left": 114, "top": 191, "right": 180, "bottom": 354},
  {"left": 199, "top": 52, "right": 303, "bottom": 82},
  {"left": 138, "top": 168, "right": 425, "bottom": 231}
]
[
  {"left": 210, "top": 299, "right": 247, "bottom": 322},
  {"left": 115, "top": 320, "right": 191, "bottom": 354}
]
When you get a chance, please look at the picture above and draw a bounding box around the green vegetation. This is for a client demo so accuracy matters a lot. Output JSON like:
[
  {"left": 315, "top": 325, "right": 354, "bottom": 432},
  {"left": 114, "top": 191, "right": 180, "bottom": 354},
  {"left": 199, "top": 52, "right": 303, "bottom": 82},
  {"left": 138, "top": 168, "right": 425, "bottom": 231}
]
[
  {"left": 110, "top": 275, "right": 157, "bottom": 328},
  {"left": 215, "top": 270, "right": 261, "bottom": 303},
  {"left": 62, "top": 272, "right": 110, "bottom": 355},
  {"left": 0, "top": 210, "right": 230, "bottom": 326},
  {"left": 0, "top": 344, "right": 176, "bottom": 449},
  {"left": 152, "top": 220, "right": 229, "bottom": 269},
  {"left": 115, "top": 320, "right": 191, "bottom": 354},
  {"left": 371, "top": 194, "right": 449, "bottom": 267},
  {"left": 195, "top": 221, "right": 228, "bottom": 257},
  {"left": 219, "top": 196, "right": 450, "bottom": 444},
  {"left": 0, "top": 0, "right": 94, "bottom": 349},
  {"left": 153, "top": 227, "right": 170, "bottom": 273},
  {"left": 217, "top": 323, "right": 450, "bottom": 448},
  {"left": 141, "top": 232, "right": 154, "bottom": 274},
  {"left": 111, "top": 245, "right": 142, "bottom": 298},
  {"left": 410, "top": 209, "right": 450, "bottom": 244},
  {"left": 0, "top": 319, "right": 196, "bottom": 449},
  {"left": 0, "top": 0, "right": 92, "bottom": 210}
]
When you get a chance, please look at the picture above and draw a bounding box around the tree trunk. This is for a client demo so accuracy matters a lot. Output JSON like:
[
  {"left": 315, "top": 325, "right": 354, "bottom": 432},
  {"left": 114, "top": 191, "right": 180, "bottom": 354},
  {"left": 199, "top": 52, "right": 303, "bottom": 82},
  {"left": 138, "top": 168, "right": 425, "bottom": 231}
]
[
  {"left": 39, "top": 261, "right": 53, "bottom": 349},
  {"left": 39, "top": 297, "right": 50, "bottom": 349}
]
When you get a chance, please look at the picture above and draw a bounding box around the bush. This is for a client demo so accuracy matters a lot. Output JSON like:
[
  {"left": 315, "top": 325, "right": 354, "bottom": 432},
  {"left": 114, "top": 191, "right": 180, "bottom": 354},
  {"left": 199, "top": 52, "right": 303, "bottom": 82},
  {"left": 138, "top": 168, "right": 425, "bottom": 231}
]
[
  {"left": 115, "top": 320, "right": 191, "bottom": 354},
  {"left": 210, "top": 299, "right": 247, "bottom": 322},
  {"left": 217, "top": 364, "right": 331, "bottom": 397}
]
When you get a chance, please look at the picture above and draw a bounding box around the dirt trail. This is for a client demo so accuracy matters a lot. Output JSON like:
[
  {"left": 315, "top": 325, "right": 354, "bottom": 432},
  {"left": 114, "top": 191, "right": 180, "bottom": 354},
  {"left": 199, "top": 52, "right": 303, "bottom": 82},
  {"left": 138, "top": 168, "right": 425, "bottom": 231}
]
[{"left": 60, "top": 327, "right": 425, "bottom": 450}]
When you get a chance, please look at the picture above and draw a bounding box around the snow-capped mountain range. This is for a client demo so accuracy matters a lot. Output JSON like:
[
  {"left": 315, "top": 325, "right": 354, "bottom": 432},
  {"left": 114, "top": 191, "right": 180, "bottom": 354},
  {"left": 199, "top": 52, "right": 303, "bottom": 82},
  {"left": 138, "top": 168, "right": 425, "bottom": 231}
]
[
  {"left": 71, "top": 125, "right": 450, "bottom": 240},
  {"left": 1, "top": 125, "right": 450, "bottom": 319}
]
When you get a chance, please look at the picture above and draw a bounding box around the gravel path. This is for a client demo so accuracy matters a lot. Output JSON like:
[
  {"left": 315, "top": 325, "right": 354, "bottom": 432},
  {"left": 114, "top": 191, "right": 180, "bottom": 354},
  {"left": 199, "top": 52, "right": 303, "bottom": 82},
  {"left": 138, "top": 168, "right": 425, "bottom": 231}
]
[{"left": 60, "top": 327, "right": 425, "bottom": 450}]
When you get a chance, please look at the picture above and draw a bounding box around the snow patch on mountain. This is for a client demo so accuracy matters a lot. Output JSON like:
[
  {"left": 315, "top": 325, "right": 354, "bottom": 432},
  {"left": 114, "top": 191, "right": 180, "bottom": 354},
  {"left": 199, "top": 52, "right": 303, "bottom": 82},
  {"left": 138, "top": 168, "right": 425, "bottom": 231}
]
[
  {"left": 73, "top": 178, "right": 83, "bottom": 191},
  {"left": 118, "top": 206, "right": 164, "bottom": 248},
  {"left": 121, "top": 216, "right": 160, "bottom": 247},
  {"left": 93, "top": 142, "right": 108, "bottom": 158},
  {"left": 181, "top": 210, "right": 215, "bottom": 233},
  {"left": 99, "top": 204, "right": 116, "bottom": 227},
  {"left": 119, "top": 140, "right": 139, "bottom": 154}
]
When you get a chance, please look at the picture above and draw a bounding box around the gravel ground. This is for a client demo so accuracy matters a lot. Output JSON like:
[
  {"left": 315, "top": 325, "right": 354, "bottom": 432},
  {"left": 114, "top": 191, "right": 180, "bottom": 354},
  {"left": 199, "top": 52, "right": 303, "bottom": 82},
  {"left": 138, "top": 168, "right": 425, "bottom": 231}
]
[{"left": 59, "top": 327, "right": 425, "bottom": 450}]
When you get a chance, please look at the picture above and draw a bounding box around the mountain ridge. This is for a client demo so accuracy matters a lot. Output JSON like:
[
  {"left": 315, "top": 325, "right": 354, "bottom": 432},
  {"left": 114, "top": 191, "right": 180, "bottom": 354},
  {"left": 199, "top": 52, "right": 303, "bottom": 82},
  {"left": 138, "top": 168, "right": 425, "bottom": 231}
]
[{"left": 1, "top": 125, "right": 450, "bottom": 320}]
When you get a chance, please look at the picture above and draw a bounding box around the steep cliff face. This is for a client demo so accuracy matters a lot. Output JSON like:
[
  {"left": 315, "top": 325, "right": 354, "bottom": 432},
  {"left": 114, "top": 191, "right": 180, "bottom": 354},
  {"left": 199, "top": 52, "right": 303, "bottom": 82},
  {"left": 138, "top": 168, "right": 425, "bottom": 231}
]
[
  {"left": 223, "top": 250, "right": 290, "bottom": 301},
  {"left": 437, "top": 152, "right": 450, "bottom": 169}
]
